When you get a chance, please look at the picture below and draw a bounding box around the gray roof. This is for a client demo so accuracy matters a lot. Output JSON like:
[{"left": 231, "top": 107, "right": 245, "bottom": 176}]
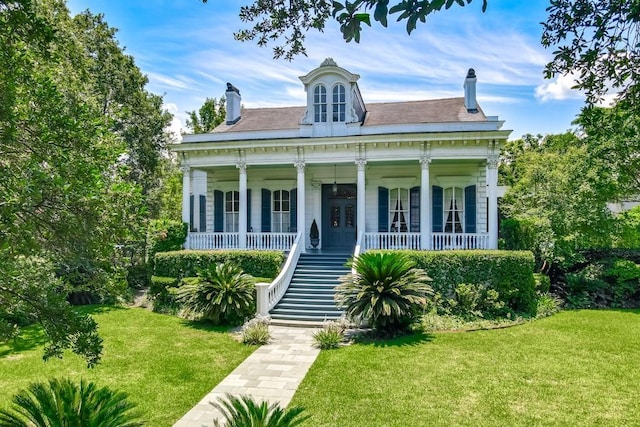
[{"left": 212, "top": 98, "right": 486, "bottom": 133}]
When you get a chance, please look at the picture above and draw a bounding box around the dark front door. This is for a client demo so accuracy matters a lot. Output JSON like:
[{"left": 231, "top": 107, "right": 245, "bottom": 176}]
[{"left": 322, "top": 184, "right": 357, "bottom": 251}]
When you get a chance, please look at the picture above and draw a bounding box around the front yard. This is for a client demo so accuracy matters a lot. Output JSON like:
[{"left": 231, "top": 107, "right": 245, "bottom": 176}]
[
  {"left": 0, "top": 306, "right": 255, "bottom": 426},
  {"left": 292, "top": 310, "right": 640, "bottom": 426}
]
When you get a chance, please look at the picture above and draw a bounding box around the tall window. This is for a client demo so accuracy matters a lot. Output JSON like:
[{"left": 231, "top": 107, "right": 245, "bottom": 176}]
[
  {"left": 389, "top": 188, "right": 409, "bottom": 232},
  {"left": 313, "top": 85, "right": 327, "bottom": 122},
  {"left": 444, "top": 187, "right": 464, "bottom": 233},
  {"left": 332, "top": 84, "right": 346, "bottom": 122},
  {"left": 225, "top": 191, "right": 239, "bottom": 232},
  {"left": 272, "top": 190, "right": 290, "bottom": 232}
]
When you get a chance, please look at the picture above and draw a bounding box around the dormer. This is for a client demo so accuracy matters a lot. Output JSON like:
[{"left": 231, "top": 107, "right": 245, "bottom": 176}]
[{"left": 299, "top": 58, "right": 366, "bottom": 137}]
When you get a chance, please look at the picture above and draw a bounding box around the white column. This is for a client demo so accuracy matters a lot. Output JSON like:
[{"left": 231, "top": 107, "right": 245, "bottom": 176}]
[
  {"left": 420, "top": 157, "right": 431, "bottom": 250},
  {"left": 181, "top": 166, "right": 191, "bottom": 249},
  {"left": 238, "top": 162, "right": 247, "bottom": 249},
  {"left": 356, "top": 159, "right": 367, "bottom": 240},
  {"left": 487, "top": 155, "right": 499, "bottom": 249},
  {"left": 295, "top": 160, "right": 306, "bottom": 252}
]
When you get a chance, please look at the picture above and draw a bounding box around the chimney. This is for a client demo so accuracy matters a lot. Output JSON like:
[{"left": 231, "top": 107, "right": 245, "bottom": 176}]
[
  {"left": 463, "top": 68, "right": 478, "bottom": 113},
  {"left": 225, "top": 82, "right": 241, "bottom": 124}
]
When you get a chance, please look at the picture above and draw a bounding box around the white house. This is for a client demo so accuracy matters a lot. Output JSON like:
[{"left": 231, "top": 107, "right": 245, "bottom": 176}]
[{"left": 174, "top": 59, "right": 511, "bottom": 320}]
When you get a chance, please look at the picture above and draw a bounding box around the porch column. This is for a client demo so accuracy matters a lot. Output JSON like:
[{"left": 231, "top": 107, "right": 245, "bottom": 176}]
[
  {"left": 420, "top": 157, "right": 431, "bottom": 249},
  {"left": 180, "top": 166, "right": 190, "bottom": 249},
  {"left": 295, "top": 160, "right": 306, "bottom": 252},
  {"left": 238, "top": 162, "right": 247, "bottom": 249},
  {"left": 356, "top": 159, "right": 367, "bottom": 241},
  {"left": 487, "top": 155, "right": 499, "bottom": 249}
]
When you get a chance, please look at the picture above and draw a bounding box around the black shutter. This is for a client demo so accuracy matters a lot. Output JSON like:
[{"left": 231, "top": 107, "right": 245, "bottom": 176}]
[
  {"left": 213, "top": 190, "right": 224, "bottom": 232},
  {"left": 261, "top": 189, "right": 271, "bottom": 232},
  {"left": 246, "top": 189, "right": 252, "bottom": 231},
  {"left": 410, "top": 186, "right": 420, "bottom": 232},
  {"left": 289, "top": 188, "right": 297, "bottom": 232},
  {"left": 432, "top": 186, "right": 443, "bottom": 233},
  {"left": 378, "top": 187, "right": 389, "bottom": 232},
  {"left": 199, "top": 194, "right": 206, "bottom": 232},
  {"left": 189, "top": 194, "right": 195, "bottom": 232},
  {"left": 465, "top": 185, "right": 476, "bottom": 233}
]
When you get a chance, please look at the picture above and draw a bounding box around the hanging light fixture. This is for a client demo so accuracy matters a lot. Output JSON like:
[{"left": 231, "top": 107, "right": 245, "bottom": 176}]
[{"left": 332, "top": 164, "right": 338, "bottom": 195}]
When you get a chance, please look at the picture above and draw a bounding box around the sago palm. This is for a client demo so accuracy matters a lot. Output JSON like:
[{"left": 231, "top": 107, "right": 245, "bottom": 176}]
[
  {"left": 336, "top": 252, "right": 432, "bottom": 333},
  {"left": 212, "top": 394, "right": 309, "bottom": 427},
  {"left": 175, "top": 262, "right": 255, "bottom": 324},
  {"left": 0, "top": 378, "right": 143, "bottom": 427}
]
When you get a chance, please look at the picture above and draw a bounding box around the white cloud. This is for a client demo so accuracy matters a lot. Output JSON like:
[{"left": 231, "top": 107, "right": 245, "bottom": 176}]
[
  {"left": 163, "top": 103, "right": 184, "bottom": 141},
  {"left": 535, "top": 73, "right": 583, "bottom": 102}
]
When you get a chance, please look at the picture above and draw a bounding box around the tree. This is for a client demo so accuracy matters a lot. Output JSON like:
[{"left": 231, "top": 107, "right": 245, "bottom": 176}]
[
  {"left": 204, "top": 0, "right": 487, "bottom": 60},
  {"left": 542, "top": 0, "right": 640, "bottom": 106},
  {"left": 185, "top": 97, "right": 226, "bottom": 134}
]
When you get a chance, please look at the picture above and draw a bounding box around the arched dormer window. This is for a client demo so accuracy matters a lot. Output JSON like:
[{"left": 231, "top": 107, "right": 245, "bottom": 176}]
[
  {"left": 313, "top": 85, "right": 327, "bottom": 122},
  {"left": 332, "top": 84, "right": 346, "bottom": 122}
]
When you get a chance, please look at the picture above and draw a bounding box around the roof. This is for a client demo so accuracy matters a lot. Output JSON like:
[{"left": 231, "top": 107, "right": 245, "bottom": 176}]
[{"left": 211, "top": 98, "right": 486, "bottom": 133}]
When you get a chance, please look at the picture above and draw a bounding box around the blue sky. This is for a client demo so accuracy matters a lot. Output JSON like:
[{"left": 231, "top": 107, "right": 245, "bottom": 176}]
[{"left": 67, "top": 0, "right": 587, "bottom": 140}]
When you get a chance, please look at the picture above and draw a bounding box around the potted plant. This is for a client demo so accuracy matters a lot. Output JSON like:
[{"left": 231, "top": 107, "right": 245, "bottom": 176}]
[{"left": 309, "top": 219, "right": 320, "bottom": 248}]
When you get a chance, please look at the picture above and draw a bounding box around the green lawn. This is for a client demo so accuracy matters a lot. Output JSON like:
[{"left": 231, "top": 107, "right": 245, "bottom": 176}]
[
  {"left": 292, "top": 310, "right": 640, "bottom": 426},
  {"left": 0, "top": 306, "right": 255, "bottom": 426}
]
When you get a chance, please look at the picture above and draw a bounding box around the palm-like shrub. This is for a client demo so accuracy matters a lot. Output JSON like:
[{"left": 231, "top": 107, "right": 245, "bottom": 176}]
[
  {"left": 0, "top": 378, "right": 143, "bottom": 427},
  {"left": 336, "top": 252, "right": 433, "bottom": 333},
  {"left": 212, "top": 394, "right": 309, "bottom": 427},
  {"left": 174, "top": 262, "right": 254, "bottom": 324}
]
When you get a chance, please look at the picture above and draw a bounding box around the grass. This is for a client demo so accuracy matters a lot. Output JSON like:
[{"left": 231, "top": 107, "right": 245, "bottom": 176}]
[
  {"left": 292, "top": 310, "right": 640, "bottom": 426},
  {"left": 0, "top": 306, "right": 256, "bottom": 426}
]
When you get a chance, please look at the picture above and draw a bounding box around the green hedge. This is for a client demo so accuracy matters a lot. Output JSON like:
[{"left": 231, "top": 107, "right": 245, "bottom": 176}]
[
  {"left": 149, "top": 276, "right": 180, "bottom": 310},
  {"left": 387, "top": 250, "right": 537, "bottom": 313},
  {"left": 153, "top": 250, "right": 285, "bottom": 279}
]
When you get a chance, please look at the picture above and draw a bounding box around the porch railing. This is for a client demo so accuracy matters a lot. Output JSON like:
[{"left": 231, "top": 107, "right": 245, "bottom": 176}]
[
  {"left": 255, "top": 232, "right": 302, "bottom": 315},
  {"left": 364, "top": 233, "right": 422, "bottom": 250},
  {"left": 362, "top": 232, "right": 490, "bottom": 251},
  {"left": 247, "top": 232, "right": 297, "bottom": 250},
  {"left": 187, "top": 232, "right": 238, "bottom": 250},
  {"left": 431, "top": 233, "right": 490, "bottom": 250}
]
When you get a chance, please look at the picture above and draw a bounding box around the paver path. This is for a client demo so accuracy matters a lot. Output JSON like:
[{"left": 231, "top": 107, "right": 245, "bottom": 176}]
[{"left": 173, "top": 326, "right": 319, "bottom": 427}]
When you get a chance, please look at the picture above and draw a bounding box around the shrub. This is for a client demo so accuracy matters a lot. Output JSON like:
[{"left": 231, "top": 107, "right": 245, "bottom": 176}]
[
  {"left": 174, "top": 262, "right": 255, "bottom": 324},
  {"left": 336, "top": 252, "right": 433, "bottom": 334},
  {"left": 535, "top": 293, "right": 563, "bottom": 318},
  {"left": 0, "top": 378, "right": 143, "bottom": 427},
  {"left": 149, "top": 276, "right": 181, "bottom": 311},
  {"left": 126, "top": 262, "right": 151, "bottom": 289},
  {"left": 442, "top": 283, "right": 507, "bottom": 319},
  {"left": 154, "top": 250, "right": 284, "bottom": 279},
  {"left": 146, "top": 219, "right": 187, "bottom": 261},
  {"left": 312, "top": 318, "right": 349, "bottom": 349},
  {"left": 396, "top": 250, "right": 537, "bottom": 314},
  {"left": 241, "top": 315, "right": 271, "bottom": 345},
  {"left": 534, "top": 273, "right": 551, "bottom": 293},
  {"left": 212, "top": 393, "right": 309, "bottom": 427}
]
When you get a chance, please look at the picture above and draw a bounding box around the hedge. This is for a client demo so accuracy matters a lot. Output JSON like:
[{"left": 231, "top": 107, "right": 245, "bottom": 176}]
[
  {"left": 153, "top": 250, "right": 285, "bottom": 279},
  {"left": 149, "top": 276, "right": 180, "bottom": 310},
  {"left": 388, "top": 250, "right": 537, "bottom": 313}
]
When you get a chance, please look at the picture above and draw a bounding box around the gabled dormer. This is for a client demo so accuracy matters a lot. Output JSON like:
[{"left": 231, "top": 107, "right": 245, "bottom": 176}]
[{"left": 299, "top": 58, "right": 366, "bottom": 137}]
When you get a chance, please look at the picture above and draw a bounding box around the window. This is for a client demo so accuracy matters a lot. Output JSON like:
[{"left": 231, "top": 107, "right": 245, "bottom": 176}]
[
  {"left": 272, "top": 190, "right": 290, "bottom": 232},
  {"left": 332, "top": 84, "right": 346, "bottom": 122},
  {"left": 444, "top": 187, "right": 464, "bottom": 233},
  {"left": 389, "top": 188, "right": 409, "bottom": 232},
  {"left": 225, "top": 191, "right": 239, "bottom": 232},
  {"left": 313, "top": 85, "right": 327, "bottom": 122}
]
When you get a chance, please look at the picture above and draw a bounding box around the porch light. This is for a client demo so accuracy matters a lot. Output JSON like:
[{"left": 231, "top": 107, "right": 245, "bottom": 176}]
[{"left": 333, "top": 164, "right": 338, "bottom": 195}]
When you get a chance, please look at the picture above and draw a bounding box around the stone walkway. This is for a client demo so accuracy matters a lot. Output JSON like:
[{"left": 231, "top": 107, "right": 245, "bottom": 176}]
[{"left": 173, "top": 326, "right": 320, "bottom": 427}]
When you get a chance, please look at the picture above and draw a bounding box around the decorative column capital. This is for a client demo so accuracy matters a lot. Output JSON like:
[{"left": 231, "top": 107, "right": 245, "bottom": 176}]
[
  {"left": 179, "top": 165, "right": 190, "bottom": 174},
  {"left": 236, "top": 161, "right": 247, "bottom": 172},
  {"left": 419, "top": 156, "right": 431, "bottom": 170},
  {"left": 355, "top": 158, "right": 367, "bottom": 170},
  {"left": 294, "top": 160, "right": 306, "bottom": 172},
  {"left": 487, "top": 155, "right": 499, "bottom": 169}
]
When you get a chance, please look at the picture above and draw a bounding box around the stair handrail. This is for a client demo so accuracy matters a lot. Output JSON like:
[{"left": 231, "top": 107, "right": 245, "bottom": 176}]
[
  {"left": 255, "top": 232, "right": 303, "bottom": 316},
  {"left": 351, "top": 230, "right": 365, "bottom": 275}
]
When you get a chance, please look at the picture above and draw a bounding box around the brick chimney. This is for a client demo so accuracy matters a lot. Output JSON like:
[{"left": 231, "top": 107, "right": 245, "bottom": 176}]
[
  {"left": 463, "top": 68, "right": 478, "bottom": 113},
  {"left": 225, "top": 83, "right": 241, "bottom": 124}
]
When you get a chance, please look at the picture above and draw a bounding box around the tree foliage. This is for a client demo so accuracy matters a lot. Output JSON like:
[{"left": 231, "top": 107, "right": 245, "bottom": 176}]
[
  {"left": 205, "top": 0, "right": 487, "bottom": 60},
  {"left": 185, "top": 97, "right": 226, "bottom": 134}
]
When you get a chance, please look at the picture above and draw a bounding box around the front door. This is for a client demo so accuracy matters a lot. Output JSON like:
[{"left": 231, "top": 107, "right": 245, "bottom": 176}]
[{"left": 322, "top": 184, "right": 357, "bottom": 251}]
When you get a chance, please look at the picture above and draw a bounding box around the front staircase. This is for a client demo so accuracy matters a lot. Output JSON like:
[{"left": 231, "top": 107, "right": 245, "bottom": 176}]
[{"left": 269, "top": 253, "right": 350, "bottom": 323}]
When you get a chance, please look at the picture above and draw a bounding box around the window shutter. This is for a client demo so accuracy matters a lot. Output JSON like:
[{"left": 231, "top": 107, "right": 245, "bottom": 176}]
[
  {"left": 246, "top": 189, "right": 252, "bottom": 231},
  {"left": 465, "top": 185, "right": 476, "bottom": 233},
  {"left": 410, "top": 186, "right": 420, "bottom": 232},
  {"left": 289, "top": 188, "right": 297, "bottom": 232},
  {"left": 199, "top": 194, "right": 206, "bottom": 232},
  {"left": 378, "top": 187, "right": 389, "bottom": 232},
  {"left": 189, "top": 194, "right": 195, "bottom": 232},
  {"left": 261, "top": 189, "right": 271, "bottom": 232},
  {"left": 432, "top": 186, "right": 443, "bottom": 233},
  {"left": 213, "top": 190, "right": 223, "bottom": 232}
]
